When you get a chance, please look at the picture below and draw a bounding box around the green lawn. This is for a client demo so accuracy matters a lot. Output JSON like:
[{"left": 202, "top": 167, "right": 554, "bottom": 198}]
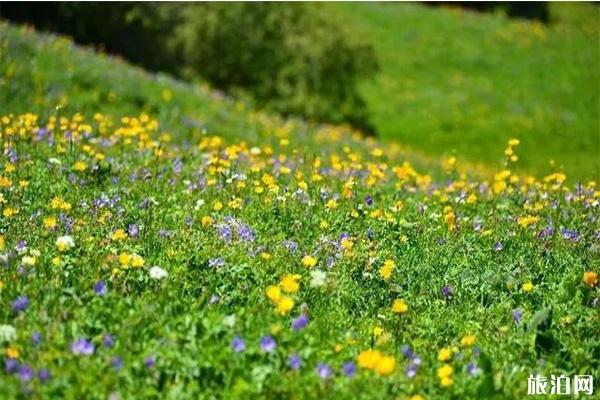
[{"left": 330, "top": 2, "right": 600, "bottom": 182}]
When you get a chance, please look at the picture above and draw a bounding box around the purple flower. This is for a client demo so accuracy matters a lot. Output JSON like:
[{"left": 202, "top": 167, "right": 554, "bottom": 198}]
[
  {"left": 260, "top": 335, "right": 276, "bottom": 353},
  {"left": 237, "top": 224, "right": 256, "bottom": 242},
  {"left": 283, "top": 240, "right": 298, "bottom": 253},
  {"left": 12, "top": 296, "right": 29, "bottom": 313},
  {"left": 538, "top": 226, "right": 555, "bottom": 240},
  {"left": 94, "top": 280, "right": 107, "bottom": 296},
  {"left": 367, "top": 228, "right": 374, "bottom": 239},
  {"left": 15, "top": 240, "right": 27, "bottom": 253},
  {"left": 493, "top": 241, "right": 503, "bottom": 252},
  {"left": 467, "top": 362, "right": 480, "bottom": 376},
  {"left": 128, "top": 224, "right": 139, "bottom": 239},
  {"left": 401, "top": 345, "right": 413, "bottom": 359},
  {"left": 70, "top": 338, "right": 95, "bottom": 355},
  {"left": 316, "top": 363, "right": 332, "bottom": 379},
  {"left": 560, "top": 228, "right": 580, "bottom": 242},
  {"left": 442, "top": 285, "right": 453, "bottom": 299},
  {"left": 406, "top": 363, "right": 419, "bottom": 378},
  {"left": 31, "top": 332, "right": 42, "bottom": 346},
  {"left": 291, "top": 314, "right": 309, "bottom": 332},
  {"left": 218, "top": 225, "right": 232, "bottom": 243},
  {"left": 103, "top": 334, "right": 115, "bottom": 348},
  {"left": 5, "top": 358, "right": 19, "bottom": 374},
  {"left": 365, "top": 194, "right": 373, "bottom": 206},
  {"left": 209, "top": 257, "right": 225, "bottom": 268},
  {"left": 19, "top": 364, "right": 33, "bottom": 382},
  {"left": 342, "top": 361, "right": 356, "bottom": 377},
  {"left": 145, "top": 356, "right": 155, "bottom": 369},
  {"left": 289, "top": 353, "right": 301, "bottom": 370},
  {"left": 111, "top": 356, "right": 124, "bottom": 371},
  {"left": 513, "top": 308, "right": 523, "bottom": 324},
  {"left": 38, "top": 368, "right": 50, "bottom": 383},
  {"left": 232, "top": 336, "right": 246, "bottom": 353}
]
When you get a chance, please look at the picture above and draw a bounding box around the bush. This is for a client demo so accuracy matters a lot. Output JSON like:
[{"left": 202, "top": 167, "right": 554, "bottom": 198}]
[
  {"left": 170, "top": 3, "right": 378, "bottom": 131},
  {"left": 1, "top": 3, "right": 378, "bottom": 133}
]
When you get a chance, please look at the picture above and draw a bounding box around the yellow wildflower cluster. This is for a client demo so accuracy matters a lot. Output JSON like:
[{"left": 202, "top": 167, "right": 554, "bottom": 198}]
[{"left": 357, "top": 349, "right": 396, "bottom": 376}]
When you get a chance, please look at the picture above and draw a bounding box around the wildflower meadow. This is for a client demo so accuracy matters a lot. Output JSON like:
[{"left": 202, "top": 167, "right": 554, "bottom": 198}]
[{"left": 0, "top": 5, "right": 599, "bottom": 400}]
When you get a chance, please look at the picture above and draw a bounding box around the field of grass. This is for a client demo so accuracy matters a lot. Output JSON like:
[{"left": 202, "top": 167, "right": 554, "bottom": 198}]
[
  {"left": 331, "top": 2, "right": 600, "bottom": 182},
  {"left": 1, "top": 20, "right": 599, "bottom": 400}
]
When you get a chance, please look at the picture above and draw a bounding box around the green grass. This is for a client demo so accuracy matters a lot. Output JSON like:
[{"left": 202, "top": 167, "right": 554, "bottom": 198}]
[
  {"left": 330, "top": 2, "right": 600, "bottom": 181},
  {"left": 0, "top": 20, "right": 599, "bottom": 400}
]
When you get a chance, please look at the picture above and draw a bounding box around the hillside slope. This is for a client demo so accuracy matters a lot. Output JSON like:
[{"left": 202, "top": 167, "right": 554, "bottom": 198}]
[{"left": 331, "top": 2, "right": 600, "bottom": 181}]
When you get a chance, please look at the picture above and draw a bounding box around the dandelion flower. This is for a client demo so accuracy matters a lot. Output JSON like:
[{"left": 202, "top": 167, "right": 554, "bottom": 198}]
[
  {"left": 391, "top": 299, "right": 408, "bottom": 314},
  {"left": 379, "top": 259, "right": 395, "bottom": 280},
  {"left": 301, "top": 255, "right": 317, "bottom": 268},
  {"left": 522, "top": 281, "right": 534, "bottom": 293}
]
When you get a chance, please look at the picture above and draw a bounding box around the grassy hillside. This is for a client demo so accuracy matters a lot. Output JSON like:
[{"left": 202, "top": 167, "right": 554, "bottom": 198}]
[
  {"left": 0, "top": 21, "right": 599, "bottom": 400},
  {"left": 331, "top": 2, "right": 600, "bottom": 182}
]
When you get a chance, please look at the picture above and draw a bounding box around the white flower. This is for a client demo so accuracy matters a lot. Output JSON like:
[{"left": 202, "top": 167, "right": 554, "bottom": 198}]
[
  {"left": 56, "top": 235, "right": 75, "bottom": 252},
  {"left": 223, "top": 314, "right": 236, "bottom": 328},
  {"left": 0, "top": 325, "right": 16, "bottom": 343},
  {"left": 149, "top": 266, "right": 168, "bottom": 280},
  {"left": 309, "top": 269, "right": 327, "bottom": 287}
]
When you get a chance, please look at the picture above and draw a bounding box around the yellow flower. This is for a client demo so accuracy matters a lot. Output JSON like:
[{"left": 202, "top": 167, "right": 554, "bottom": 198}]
[
  {"left": 357, "top": 349, "right": 382, "bottom": 369},
  {"left": 375, "top": 355, "right": 396, "bottom": 375},
  {"left": 266, "top": 285, "right": 282, "bottom": 303},
  {"left": 5, "top": 347, "right": 19, "bottom": 359},
  {"left": 2, "top": 207, "right": 17, "bottom": 218},
  {"left": 440, "top": 377, "right": 453, "bottom": 387},
  {"left": 325, "top": 199, "right": 338, "bottom": 210},
  {"left": 111, "top": 229, "right": 127, "bottom": 241},
  {"left": 130, "top": 254, "right": 145, "bottom": 268},
  {"left": 301, "top": 255, "right": 317, "bottom": 268},
  {"left": 201, "top": 215, "right": 213, "bottom": 228},
  {"left": 460, "top": 334, "right": 476, "bottom": 347},
  {"left": 74, "top": 160, "right": 87, "bottom": 172},
  {"left": 373, "top": 326, "right": 384, "bottom": 337},
  {"left": 508, "top": 138, "right": 520, "bottom": 146},
  {"left": 391, "top": 299, "right": 408, "bottom": 314},
  {"left": 118, "top": 252, "right": 131, "bottom": 267},
  {"left": 319, "top": 220, "right": 329, "bottom": 229},
  {"left": 0, "top": 235, "right": 4, "bottom": 251},
  {"left": 280, "top": 274, "right": 301, "bottom": 293},
  {"left": 340, "top": 237, "right": 354, "bottom": 251},
  {"left": 379, "top": 259, "right": 395, "bottom": 280},
  {"left": 213, "top": 201, "right": 223, "bottom": 212},
  {"left": 409, "top": 395, "right": 424, "bottom": 400},
  {"left": 437, "top": 363, "right": 453, "bottom": 379},
  {"left": 522, "top": 281, "right": 534, "bottom": 293},
  {"left": 517, "top": 215, "right": 540, "bottom": 228},
  {"left": 43, "top": 216, "right": 57, "bottom": 230},
  {"left": 437, "top": 347, "right": 452, "bottom": 362},
  {"left": 22, "top": 255, "right": 37, "bottom": 267},
  {"left": 260, "top": 252, "right": 271, "bottom": 260},
  {"left": 276, "top": 296, "right": 294, "bottom": 315},
  {"left": 583, "top": 271, "right": 597, "bottom": 287}
]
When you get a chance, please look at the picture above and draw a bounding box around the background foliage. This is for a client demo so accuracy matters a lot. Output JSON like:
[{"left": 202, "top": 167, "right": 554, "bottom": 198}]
[{"left": 0, "top": 2, "right": 378, "bottom": 132}]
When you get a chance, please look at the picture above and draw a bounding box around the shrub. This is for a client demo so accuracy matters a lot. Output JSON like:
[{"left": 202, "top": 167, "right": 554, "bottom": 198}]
[{"left": 1, "top": 3, "right": 379, "bottom": 133}]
